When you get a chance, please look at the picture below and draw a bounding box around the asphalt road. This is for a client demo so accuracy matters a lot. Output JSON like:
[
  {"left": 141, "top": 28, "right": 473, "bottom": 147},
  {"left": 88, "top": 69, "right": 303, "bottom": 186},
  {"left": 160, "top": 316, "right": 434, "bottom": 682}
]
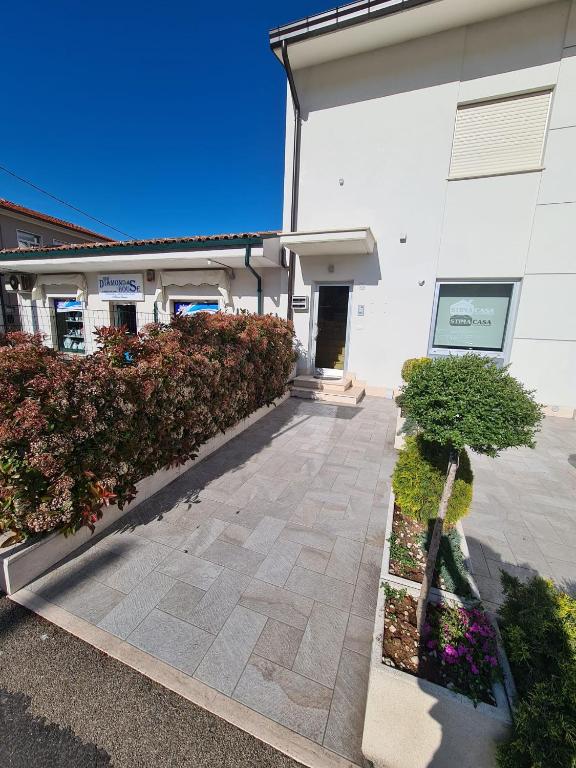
[{"left": 0, "top": 595, "right": 303, "bottom": 768}]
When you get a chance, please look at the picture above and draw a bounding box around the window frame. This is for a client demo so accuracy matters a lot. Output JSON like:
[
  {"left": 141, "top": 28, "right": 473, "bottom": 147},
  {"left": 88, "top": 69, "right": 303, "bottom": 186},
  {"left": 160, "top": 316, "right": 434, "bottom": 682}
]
[
  {"left": 427, "top": 280, "right": 521, "bottom": 363},
  {"left": 16, "top": 230, "right": 42, "bottom": 249}
]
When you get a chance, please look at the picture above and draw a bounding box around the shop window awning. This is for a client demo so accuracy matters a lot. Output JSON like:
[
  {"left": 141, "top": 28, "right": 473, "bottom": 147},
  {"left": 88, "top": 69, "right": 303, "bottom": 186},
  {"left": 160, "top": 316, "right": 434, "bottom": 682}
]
[
  {"left": 155, "top": 269, "right": 231, "bottom": 307},
  {"left": 280, "top": 227, "right": 375, "bottom": 257},
  {"left": 31, "top": 273, "right": 87, "bottom": 302}
]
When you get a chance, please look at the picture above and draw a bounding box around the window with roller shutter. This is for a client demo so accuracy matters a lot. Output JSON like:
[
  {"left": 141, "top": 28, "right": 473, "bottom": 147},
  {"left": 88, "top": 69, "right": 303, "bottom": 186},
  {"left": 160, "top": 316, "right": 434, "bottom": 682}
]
[{"left": 449, "top": 90, "right": 552, "bottom": 180}]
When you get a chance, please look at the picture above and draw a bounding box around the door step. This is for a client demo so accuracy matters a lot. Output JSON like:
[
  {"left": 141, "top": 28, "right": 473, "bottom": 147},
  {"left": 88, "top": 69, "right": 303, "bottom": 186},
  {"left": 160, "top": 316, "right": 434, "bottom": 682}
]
[
  {"left": 291, "top": 383, "right": 365, "bottom": 405},
  {"left": 292, "top": 374, "right": 354, "bottom": 393}
]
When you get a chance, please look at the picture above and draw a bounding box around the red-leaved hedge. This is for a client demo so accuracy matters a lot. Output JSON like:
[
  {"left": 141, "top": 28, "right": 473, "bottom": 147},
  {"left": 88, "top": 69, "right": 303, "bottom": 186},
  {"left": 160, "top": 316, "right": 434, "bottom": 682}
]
[{"left": 0, "top": 313, "right": 295, "bottom": 541}]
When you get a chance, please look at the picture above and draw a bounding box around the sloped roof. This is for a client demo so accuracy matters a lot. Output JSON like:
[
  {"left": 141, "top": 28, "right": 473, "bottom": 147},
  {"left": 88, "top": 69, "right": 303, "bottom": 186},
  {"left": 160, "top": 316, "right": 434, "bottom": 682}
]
[{"left": 0, "top": 198, "right": 115, "bottom": 242}]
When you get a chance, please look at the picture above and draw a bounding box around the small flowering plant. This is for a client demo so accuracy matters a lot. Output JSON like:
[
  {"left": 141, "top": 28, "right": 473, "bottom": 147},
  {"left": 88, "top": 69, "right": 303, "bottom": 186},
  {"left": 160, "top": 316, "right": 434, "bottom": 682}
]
[{"left": 423, "top": 603, "right": 501, "bottom": 705}]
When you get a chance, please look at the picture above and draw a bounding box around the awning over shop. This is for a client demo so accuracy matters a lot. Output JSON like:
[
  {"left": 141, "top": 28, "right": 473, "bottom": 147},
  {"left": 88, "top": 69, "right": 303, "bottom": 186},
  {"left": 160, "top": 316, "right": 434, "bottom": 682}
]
[
  {"left": 31, "top": 273, "right": 87, "bottom": 302},
  {"left": 155, "top": 269, "right": 232, "bottom": 307},
  {"left": 280, "top": 227, "right": 375, "bottom": 257}
]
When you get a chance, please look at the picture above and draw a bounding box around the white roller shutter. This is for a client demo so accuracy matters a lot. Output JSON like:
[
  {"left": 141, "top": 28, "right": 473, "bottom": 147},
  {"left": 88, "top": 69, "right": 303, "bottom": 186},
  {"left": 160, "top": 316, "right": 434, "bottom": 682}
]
[{"left": 449, "top": 90, "right": 552, "bottom": 179}]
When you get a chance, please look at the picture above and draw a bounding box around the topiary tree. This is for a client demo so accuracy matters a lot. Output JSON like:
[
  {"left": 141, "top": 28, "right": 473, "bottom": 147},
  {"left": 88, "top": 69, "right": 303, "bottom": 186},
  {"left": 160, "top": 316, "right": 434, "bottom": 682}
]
[
  {"left": 392, "top": 435, "right": 473, "bottom": 527},
  {"left": 400, "top": 354, "right": 543, "bottom": 632}
]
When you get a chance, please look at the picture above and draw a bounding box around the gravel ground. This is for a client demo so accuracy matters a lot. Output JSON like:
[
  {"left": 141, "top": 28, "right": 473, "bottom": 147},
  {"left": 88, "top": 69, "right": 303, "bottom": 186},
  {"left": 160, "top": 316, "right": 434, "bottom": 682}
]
[{"left": 0, "top": 595, "right": 303, "bottom": 768}]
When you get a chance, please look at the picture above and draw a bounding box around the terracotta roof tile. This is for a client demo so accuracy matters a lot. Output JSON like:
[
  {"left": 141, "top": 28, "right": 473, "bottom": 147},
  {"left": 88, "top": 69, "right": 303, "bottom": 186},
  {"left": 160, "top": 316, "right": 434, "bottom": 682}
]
[{"left": 0, "top": 231, "right": 280, "bottom": 256}]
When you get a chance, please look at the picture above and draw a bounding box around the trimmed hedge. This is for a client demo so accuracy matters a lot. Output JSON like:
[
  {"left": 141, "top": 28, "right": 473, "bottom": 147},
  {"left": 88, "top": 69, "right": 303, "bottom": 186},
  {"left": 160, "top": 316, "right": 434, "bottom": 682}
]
[
  {"left": 0, "top": 314, "right": 295, "bottom": 540},
  {"left": 392, "top": 435, "right": 473, "bottom": 526},
  {"left": 497, "top": 574, "right": 576, "bottom": 768}
]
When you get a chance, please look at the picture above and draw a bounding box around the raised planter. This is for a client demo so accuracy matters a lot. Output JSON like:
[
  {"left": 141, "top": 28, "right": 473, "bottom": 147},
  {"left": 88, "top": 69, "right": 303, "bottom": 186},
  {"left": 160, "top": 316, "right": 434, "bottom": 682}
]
[
  {"left": 0, "top": 393, "right": 289, "bottom": 595},
  {"left": 383, "top": 489, "right": 482, "bottom": 604},
  {"left": 394, "top": 410, "right": 406, "bottom": 450},
  {"left": 362, "top": 489, "right": 515, "bottom": 768}
]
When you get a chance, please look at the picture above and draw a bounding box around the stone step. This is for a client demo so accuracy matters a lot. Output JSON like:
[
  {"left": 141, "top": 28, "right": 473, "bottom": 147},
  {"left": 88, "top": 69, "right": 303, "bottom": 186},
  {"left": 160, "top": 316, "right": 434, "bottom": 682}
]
[
  {"left": 293, "top": 374, "right": 353, "bottom": 393},
  {"left": 290, "top": 384, "right": 365, "bottom": 406}
]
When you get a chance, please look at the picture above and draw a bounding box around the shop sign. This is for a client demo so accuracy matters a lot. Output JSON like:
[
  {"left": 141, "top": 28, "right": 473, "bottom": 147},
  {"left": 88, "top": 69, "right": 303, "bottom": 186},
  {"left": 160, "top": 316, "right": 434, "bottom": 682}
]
[
  {"left": 174, "top": 301, "right": 219, "bottom": 316},
  {"left": 98, "top": 274, "right": 144, "bottom": 301},
  {"left": 432, "top": 285, "right": 512, "bottom": 352}
]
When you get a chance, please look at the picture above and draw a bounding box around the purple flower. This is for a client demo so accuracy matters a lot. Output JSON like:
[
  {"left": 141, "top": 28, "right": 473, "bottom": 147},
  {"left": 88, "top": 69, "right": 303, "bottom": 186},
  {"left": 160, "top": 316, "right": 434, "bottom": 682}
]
[
  {"left": 427, "top": 639, "right": 438, "bottom": 650},
  {"left": 470, "top": 664, "right": 479, "bottom": 675}
]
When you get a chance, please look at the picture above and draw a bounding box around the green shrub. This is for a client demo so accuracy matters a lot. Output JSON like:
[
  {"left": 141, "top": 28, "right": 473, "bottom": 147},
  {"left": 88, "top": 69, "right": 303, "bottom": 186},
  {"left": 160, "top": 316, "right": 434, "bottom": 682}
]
[
  {"left": 497, "top": 574, "right": 576, "bottom": 768},
  {"left": 392, "top": 435, "right": 473, "bottom": 526},
  {"left": 400, "top": 354, "right": 543, "bottom": 457},
  {"left": 401, "top": 357, "right": 431, "bottom": 383}
]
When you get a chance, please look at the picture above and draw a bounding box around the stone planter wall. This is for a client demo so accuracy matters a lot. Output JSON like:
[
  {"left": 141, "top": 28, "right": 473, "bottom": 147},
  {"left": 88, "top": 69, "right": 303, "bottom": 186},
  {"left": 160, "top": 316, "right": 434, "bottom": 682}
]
[
  {"left": 362, "top": 485, "right": 516, "bottom": 768},
  {"left": 0, "top": 394, "right": 289, "bottom": 595},
  {"left": 382, "top": 489, "right": 482, "bottom": 604}
]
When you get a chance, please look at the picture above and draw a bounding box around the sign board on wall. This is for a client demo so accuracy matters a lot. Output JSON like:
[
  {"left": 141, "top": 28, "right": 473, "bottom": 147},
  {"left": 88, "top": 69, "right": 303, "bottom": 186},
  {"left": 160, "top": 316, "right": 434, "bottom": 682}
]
[
  {"left": 174, "top": 301, "right": 219, "bottom": 316},
  {"left": 98, "top": 274, "right": 144, "bottom": 301},
  {"left": 432, "top": 283, "right": 513, "bottom": 352}
]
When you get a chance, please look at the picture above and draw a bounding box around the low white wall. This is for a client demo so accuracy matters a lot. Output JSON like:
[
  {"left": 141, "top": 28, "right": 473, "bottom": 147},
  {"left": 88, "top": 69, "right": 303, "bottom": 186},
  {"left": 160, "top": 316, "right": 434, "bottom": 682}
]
[{"left": 0, "top": 393, "right": 289, "bottom": 595}]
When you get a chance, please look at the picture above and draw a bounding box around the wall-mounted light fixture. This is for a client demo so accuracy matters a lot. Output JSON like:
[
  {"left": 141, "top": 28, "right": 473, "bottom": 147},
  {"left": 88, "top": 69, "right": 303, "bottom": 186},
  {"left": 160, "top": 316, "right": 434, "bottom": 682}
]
[
  {"left": 328, "top": 264, "right": 335, "bottom": 273},
  {"left": 146, "top": 269, "right": 155, "bottom": 282}
]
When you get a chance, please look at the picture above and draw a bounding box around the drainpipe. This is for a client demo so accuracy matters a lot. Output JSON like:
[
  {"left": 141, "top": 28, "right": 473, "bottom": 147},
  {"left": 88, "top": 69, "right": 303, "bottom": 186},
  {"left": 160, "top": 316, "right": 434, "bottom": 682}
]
[
  {"left": 280, "top": 40, "right": 302, "bottom": 322},
  {"left": 245, "top": 245, "right": 263, "bottom": 314}
]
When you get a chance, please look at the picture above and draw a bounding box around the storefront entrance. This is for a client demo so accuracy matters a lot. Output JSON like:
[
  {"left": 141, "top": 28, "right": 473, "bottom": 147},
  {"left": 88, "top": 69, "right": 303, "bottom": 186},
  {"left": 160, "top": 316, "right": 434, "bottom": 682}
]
[{"left": 312, "top": 284, "right": 351, "bottom": 378}]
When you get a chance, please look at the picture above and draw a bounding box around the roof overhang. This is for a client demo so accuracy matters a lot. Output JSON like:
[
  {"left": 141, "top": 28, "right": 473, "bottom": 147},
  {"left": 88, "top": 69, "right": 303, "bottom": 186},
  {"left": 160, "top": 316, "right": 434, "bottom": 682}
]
[
  {"left": 280, "top": 227, "right": 375, "bottom": 257},
  {"left": 270, "top": 0, "right": 558, "bottom": 69},
  {"left": 0, "top": 245, "right": 281, "bottom": 274}
]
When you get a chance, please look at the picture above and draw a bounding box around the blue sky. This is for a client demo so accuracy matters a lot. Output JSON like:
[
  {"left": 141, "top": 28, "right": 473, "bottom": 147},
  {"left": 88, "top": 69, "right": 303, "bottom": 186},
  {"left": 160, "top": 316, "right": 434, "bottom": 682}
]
[{"left": 1, "top": 1, "right": 329, "bottom": 240}]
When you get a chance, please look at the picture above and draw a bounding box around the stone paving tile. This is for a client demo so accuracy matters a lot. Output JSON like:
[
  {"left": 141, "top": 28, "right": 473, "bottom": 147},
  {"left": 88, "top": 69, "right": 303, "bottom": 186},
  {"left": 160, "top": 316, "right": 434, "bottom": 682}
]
[
  {"left": 284, "top": 567, "right": 354, "bottom": 611},
  {"left": 34, "top": 576, "right": 126, "bottom": 624},
  {"left": 323, "top": 649, "right": 371, "bottom": 763},
  {"left": 218, "top": 522, "right": 252, "bottom": 546},
  {"left": 96, "top": 541, "right": 172, "bottom": 595},
  {"left": 254, "top": 539, "right": 302, "bottom": 587},
  {"left": 182, "top": 568, "right": 252, "bottom": 634},
  {"left": 254, "top": 619, "right": 304, "bottom": 669},
  {"left": 97, "top": 571, "right": 176, "bottom": 639},
  {"left": 343, "top": 613, "right": 374, "bottom": 658},
  {"left": 292, "top": 602, "right": 348, "bottom": 687},
  {"left": 127, "top": 609, "right": 214, "bottom": 676},
  {"left": 351, "top": 561, "right": 380, "bottom": 621},
  {"left": 156, "top": 550, "right": 223, "bottom": 590},
  {"left": 290, "top": 497, "right": 323, "bottom": 526},
  {"left": 243, "top": 516, "right": 287, "bottom": 555},
  {"left": 195, "top": 606, "right": 267, "bottom": 695},
  {"left": 233, "top": 655, "right": 333, "bottom": 744},
  {"left": 239, "top": 579, "right": 314, "bottom": 630},
  {"left": 296, "top": 546, "right": 330, "bottom": 574},
  {"left": 183, "top": 518, "right": 229, "bottom": 556},
  {"left": 156, "top": 580, "right": 207, "bottom": 622},
  {"left": 127, "top": 517, "right": 190, "bottom": 550},
  {"left": 325, "top": 537, "right": 363, "bottom": 584},
  {"left": 199, "top": 540, "right": 266, "bottom": 576},
  {"left": 279, "top": 523, "right": 336, "bottom": 553}
]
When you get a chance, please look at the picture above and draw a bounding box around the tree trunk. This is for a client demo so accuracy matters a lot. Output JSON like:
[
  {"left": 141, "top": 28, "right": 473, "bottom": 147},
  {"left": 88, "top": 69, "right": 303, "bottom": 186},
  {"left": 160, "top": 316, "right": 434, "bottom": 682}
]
[{"left": 416, "top": 448, "right": 459, "bottom": 633}]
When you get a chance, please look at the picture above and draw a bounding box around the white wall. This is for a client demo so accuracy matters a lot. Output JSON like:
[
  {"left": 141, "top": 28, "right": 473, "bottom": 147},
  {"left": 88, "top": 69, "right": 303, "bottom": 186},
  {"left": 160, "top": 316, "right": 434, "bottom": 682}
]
[
  {"left": 16, "top": 256, "right": 287, "bottom": 354},
  {"left": 285, "top": 0, "right": 576, "bottom": 409}
]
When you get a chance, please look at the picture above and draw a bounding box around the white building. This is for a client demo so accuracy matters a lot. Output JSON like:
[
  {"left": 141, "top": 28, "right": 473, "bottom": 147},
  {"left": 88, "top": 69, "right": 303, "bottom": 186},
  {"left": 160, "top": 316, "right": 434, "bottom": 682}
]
[
  {"left": 1, "top": 0, "right": 575, "bottom": 415},
  {"left": 273, "top": 0, "right": 576, "bottom": 416}
]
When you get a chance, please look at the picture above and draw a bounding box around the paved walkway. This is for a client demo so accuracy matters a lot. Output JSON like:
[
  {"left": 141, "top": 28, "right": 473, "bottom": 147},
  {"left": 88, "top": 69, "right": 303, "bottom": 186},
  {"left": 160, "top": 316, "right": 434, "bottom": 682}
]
[
  {"left": 464, "top": 414, "right": 576, "bottom": 609},
  {"left": 20, "top": 397, "right": 397, "bottom": 767}
]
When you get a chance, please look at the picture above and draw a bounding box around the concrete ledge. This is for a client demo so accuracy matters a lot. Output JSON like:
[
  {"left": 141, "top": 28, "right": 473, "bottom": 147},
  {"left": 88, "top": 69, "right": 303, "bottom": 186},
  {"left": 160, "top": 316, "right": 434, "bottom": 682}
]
[
  {"left": 0, "top": 393, "right": 289, "bottom": 595},
  {"left": 362, "top": 584, "right": 512, "bottom": 768}
]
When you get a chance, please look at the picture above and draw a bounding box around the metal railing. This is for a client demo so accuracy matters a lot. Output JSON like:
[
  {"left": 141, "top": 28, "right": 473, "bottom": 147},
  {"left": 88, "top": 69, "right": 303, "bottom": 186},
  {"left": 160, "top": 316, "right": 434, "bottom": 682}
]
[{"left": 2, "top": 305, "right": 165, "bottom": 356}]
